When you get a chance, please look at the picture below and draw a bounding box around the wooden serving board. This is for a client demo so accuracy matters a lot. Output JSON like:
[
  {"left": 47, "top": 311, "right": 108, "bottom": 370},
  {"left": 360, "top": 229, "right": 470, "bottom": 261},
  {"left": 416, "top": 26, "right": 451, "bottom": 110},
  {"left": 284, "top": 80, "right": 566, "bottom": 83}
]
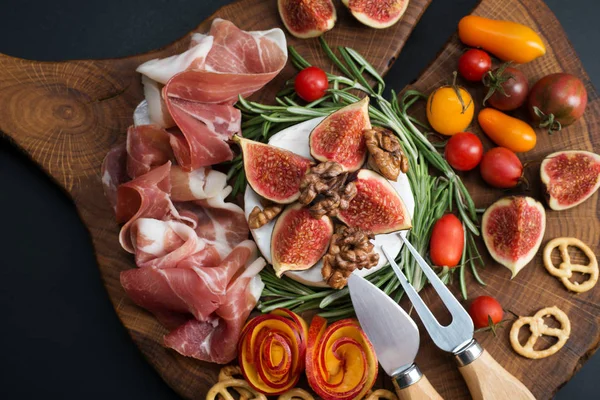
[{"left": 0, "top": 0, "right": 598, "bottom": 398}]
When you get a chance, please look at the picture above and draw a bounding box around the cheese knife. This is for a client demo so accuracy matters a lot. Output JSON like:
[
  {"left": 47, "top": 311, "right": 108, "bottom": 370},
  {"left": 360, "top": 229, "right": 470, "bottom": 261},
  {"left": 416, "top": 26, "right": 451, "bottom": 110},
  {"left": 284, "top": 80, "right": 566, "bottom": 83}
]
[
  {"left": 383, "top": 236, "right": 536, "bottom": 400},
  {"left": 348, "top": 273, "right": 443, "bottom": 400}
]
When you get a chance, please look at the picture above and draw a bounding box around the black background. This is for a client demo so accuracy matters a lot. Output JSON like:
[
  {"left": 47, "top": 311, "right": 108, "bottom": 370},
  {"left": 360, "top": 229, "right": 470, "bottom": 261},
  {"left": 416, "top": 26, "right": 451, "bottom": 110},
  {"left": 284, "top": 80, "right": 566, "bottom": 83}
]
[{"left": 0, "top": 0, "right": 598, "bottom": 398}]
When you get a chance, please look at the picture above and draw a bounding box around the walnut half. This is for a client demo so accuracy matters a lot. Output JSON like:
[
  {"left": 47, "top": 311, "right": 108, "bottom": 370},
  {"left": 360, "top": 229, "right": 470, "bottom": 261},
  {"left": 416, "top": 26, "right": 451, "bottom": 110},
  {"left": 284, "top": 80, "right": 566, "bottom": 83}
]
[
  {"left": 248, "top": 204, "right": 282, "bottom": 229},
  {"left": 364, "top": 127, "right": 409, "bottom": 181},
  {"left": 322, "top": 225, "right": 380, "bottom": 289},
  {"left": 298, "top": 162, "right": 356, "bottom": 219}
]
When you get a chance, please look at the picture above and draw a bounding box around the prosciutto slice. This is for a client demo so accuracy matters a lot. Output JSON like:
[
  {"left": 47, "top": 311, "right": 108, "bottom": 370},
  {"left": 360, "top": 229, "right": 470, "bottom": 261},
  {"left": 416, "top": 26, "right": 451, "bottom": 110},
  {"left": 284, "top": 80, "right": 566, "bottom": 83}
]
[
  {"left": 176, "top": 188, "right": 249, "bottom": 254},
  {"left": 126, "top": 124, "right": 174, "bottom": 179},
  {"left": 121, "top": 239, "right": 257, "bottom": 327},
  {"left": 164, "top": 255, "right": 266, "bottom": 364},
  {"left": 165, "top": 19, "right": 287, "bottom": 104},
  {"left": 116, "top": 162, "right": 193, "bottom": 252},
  {"left": 169, "top": 165, "right": 228, "bottom": 202},
  {"left": 135, "top": 19, "right": 286, "bottom": 167}
]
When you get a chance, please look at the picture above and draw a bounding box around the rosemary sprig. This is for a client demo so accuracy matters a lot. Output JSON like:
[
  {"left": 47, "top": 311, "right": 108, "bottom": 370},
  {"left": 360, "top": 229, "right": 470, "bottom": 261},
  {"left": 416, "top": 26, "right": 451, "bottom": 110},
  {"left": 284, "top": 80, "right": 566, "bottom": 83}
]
[{"left": 233, "top": 38, "right": 485, "bottom": 319}]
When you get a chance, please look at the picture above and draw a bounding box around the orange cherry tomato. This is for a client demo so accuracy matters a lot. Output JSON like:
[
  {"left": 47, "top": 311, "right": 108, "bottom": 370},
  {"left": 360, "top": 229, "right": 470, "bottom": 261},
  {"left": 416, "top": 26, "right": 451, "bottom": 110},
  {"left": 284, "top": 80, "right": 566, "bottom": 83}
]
[
  {"left": 478, "top": 108, "right": 537, "bottom": 152},
  {"left": 426, "top": 86, "right": 474, "bottom": 136},
  {"left": 458, "top": 16, "right": 546, "bottom": 64}
]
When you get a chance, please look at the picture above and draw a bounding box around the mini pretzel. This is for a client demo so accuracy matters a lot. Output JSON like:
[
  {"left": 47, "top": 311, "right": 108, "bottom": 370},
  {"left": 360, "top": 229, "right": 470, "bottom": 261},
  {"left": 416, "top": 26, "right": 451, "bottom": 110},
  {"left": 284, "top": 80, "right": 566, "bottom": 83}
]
[
  {"left": 365, "top": 389, "right": 399, "bottom": 400},
  {"left": 217, "top": 366, "right": 253, "bottom": 400},
  {"left": 277, "top": 388, "right": 315, "bottom": 400},
  {"left": 207, "top": 379, "right": 267, "bottom": 400},
  {"left": 543, "top": 237, "right": 599, "bottom": 293},
  {"left": 510, "top": 306, "right": 571, "bottom": 359}
]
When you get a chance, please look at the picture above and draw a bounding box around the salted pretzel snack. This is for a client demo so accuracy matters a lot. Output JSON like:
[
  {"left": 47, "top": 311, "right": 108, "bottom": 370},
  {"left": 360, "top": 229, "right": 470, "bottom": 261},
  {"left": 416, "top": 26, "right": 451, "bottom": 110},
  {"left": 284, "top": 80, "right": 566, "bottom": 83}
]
[
  {"left": 510, "top": 306, "right": 571, "bottom": 359},
  {"left": 365, "top": 389, "right": 399, "bottom": 400},
  {"left": 211, "top": 366, "right": 315, "bottom": 400},
  {"left": 543, "top": 237, "right": 599, "bottom": 293},
  {"left": 207, "top": 378, "right": 267, "bottom": 400},
  {"left": 277, "top": 388, "right": 315, "bottom": 400}
]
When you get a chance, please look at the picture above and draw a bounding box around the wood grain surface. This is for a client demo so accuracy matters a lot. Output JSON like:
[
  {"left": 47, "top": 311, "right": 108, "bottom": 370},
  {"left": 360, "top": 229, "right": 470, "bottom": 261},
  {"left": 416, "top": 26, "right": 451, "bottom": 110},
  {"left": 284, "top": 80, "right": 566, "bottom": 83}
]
[
  {"left": 0, "top": 0, "right": 430, "bottom": 397},
  {"left": 0, "top": 0, "right": 598, "bottom": 399}
]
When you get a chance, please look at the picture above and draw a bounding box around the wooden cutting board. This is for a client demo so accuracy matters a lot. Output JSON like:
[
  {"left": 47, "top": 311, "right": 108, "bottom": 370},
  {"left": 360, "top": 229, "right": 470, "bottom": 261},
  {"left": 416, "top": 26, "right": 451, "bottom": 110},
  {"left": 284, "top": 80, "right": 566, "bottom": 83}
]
[{"left": 0, "top": 0, "right": 598, "bottom": 398}]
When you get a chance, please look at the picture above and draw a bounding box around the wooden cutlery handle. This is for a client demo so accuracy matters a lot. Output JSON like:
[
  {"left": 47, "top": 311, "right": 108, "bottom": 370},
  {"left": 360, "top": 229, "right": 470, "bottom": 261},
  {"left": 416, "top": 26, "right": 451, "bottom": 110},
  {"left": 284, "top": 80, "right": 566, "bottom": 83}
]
[
  {"left": 458, "top": 349, "right": 535, "bottom": 400},
  {"left": 393, "top": 374, "right": 443, "bottom": 400}
]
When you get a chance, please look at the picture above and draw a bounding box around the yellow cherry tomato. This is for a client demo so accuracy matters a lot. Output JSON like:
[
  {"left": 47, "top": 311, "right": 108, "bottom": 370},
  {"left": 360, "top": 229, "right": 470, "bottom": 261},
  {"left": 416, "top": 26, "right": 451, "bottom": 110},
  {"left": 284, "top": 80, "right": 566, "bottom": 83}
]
[
  {"left": 478, "top": 108, "right": 537, "bottom": 152},
  {"left": 426, "top": 86, "right": 474, "bottom": 136},
  {"left": 458, "top": 16, "right": 545, "bottom": 64}
]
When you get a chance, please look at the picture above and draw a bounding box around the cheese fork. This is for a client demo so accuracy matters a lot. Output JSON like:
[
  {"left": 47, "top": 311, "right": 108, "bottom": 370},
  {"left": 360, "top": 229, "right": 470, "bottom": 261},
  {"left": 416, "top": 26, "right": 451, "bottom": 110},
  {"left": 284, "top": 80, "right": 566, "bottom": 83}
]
[{"left": 381, "top": 236, "right": 535, "bottom": 400}]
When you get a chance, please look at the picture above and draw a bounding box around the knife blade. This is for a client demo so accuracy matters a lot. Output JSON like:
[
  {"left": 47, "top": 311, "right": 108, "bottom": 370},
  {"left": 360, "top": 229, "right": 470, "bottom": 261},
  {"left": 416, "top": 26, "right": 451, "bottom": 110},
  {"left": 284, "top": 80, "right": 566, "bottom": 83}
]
[{"left": 348, "top": 273, "right": 443, "bottom": 399}]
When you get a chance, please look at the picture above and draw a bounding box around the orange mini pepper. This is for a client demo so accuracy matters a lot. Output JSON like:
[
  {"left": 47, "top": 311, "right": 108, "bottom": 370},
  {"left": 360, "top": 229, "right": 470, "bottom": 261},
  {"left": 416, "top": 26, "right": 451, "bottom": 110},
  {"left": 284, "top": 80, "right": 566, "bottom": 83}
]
[
  {"left": 458, "top": 15, "right": 546, "bottom": 63},
  {"left": 478, "top": 108, "right": 537, "bottom": 152}
]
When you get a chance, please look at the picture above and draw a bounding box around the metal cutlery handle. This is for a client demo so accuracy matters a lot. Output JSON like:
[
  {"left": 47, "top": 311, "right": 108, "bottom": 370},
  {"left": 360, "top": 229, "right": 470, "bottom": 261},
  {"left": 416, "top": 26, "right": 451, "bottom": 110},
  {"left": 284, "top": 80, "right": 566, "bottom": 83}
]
[
  {"left": 456, "top": 340, "right": 535, "bottom": 400},
  {"left": 393, "top": 364, "right": 443, "bottom": 400}
]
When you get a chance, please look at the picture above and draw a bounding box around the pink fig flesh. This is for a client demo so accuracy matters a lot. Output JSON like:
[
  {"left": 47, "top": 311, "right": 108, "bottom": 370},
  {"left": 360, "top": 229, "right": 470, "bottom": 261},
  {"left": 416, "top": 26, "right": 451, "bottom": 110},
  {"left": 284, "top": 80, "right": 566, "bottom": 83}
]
[
  {"left": 540, "top": 150, "right": 600, "bottom": 210},
  {"left": 482, "top": 196, "right": 546, "bottom": 277},
  {"left": 338, "top": 169, "right": 412, "bottom": 234},
  {"left": 342, "top": 0, "right": 409, "bottom": 29},
  {"left": 278, "top": 0, "right": 336, "bottom": 39},
  {"left": 271, "top": 203, "right": 333, "bottom": 277},
  {"left": 235, "top": 136, "right": 313, "bottom": 204},
  {"left": 309, "top": 97, "right": 371, "bottom": 172}
]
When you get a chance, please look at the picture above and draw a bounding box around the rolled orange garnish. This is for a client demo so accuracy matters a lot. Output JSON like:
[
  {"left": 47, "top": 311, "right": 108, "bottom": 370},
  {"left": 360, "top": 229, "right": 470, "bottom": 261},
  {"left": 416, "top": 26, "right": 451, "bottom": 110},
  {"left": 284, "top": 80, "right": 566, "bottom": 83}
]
[
  {"left": 306, "top": 316, "right": 378, "bottom": 400},
  {"left": 238, "top": 308, "right": 307, "bottom": 395}
]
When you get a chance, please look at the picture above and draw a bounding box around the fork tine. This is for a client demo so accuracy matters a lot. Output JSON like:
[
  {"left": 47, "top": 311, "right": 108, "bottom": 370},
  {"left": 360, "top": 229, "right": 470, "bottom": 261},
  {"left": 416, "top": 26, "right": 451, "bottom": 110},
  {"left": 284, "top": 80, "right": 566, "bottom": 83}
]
[
  {"left": 382, "top": 237, "right": 474, "bottom": 353},
  {"left": 382, "top": 247, "right": 444, "bottom": 332},
  {"left": 399, "top": 236, "right": 472, "bottom": 325}
]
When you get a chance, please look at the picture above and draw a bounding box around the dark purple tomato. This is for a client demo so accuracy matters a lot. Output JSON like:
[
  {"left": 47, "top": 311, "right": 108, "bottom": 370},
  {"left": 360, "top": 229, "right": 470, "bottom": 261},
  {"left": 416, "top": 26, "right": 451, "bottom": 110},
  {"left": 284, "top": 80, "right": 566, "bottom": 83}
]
[
  {"left": 445, "top": 132, "right": 484, "bottom": 171},
  {"left": 483, "top": 65, "right": 529, "bottom": 111},
  {"left": 528, "top": 73, "right": 588, "bottom": 133}
]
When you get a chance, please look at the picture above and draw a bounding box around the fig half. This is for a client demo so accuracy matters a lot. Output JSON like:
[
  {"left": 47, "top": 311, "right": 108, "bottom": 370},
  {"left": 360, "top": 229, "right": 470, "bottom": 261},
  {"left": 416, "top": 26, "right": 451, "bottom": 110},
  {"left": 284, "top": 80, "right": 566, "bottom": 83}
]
[
  {"left": 342, "top": 0, "right": 409, "bottom": 29},
  {"left": 541, "top": 150, "right": 600, "bottom": 210},
  {"left": 278, "top": 0, "right": 336, "bottom": 39},
  {"left": 271, "top": 203, "right": 334, "bottom": 277},
  {"left": 234, "top": 135, "right": 313, "bottom": 204},
  {"left": 309, "top": 97, "right": 371, "bottom": 172},
  {"left": 338, "top": 169, "right": 412, "bottom": 234},
  {"left": 482, "top": 196, "right": 546, "bottom": 278}
]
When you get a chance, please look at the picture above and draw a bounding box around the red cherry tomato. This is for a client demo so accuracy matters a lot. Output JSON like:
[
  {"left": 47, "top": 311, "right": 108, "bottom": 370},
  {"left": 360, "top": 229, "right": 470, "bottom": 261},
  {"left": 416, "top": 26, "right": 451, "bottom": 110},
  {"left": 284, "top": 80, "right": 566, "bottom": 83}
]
[
  {"left": 429, "top": 214, "right": 464, "bottom": 268},
  {"left": 458, "top": 49, "right": 492, "bottom": 82},
  {"left": 294, "top": 66, "right": 328, "bottom": 102},
  {"left": 469, "top": 296, "right": 504, "bottom": 329},
  {"left": 444, "top": 132, "right": 484, "bottom": 171},
  {"left": 479, "top": 147, "right": 523, "bottom": 188}
]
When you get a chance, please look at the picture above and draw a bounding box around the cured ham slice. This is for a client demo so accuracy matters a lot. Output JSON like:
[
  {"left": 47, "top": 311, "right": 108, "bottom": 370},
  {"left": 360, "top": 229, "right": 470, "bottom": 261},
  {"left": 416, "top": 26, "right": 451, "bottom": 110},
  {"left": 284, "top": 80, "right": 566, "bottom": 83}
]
[
  {"left": 164, "top": 255, "right": 266, "bottom": 364},
  {"left": 139, "top": 77, "right": 175, "bottom": 127},
  {"left": 101, "top": 143, "right": 128, "bottom": 212},
  {"left": 165, "top": 98, "right": 241, "bottom": 170},
  {"left": 136, "top": 34, "right": 214, "bottom": 85},
  {"left": 116, "top": 162, "right": 193, "bottom": 252},
  {"left": 165, "top": 19, "right": 287, "bottom": 104},
  {"left": 166, "top": 108, "right": 237, "bottom": 171},
  {"left": 120, "top": 240, "right": 257, "bottom": 326},
  {"left": 129, "top": 218, "right": 199, "bottom": 269},
  {"left": 126, "top": 124, "right": 174, "bottom": 179},
  {"left": 170, "top": 165, "right": 228, "bottom": 202},
  {"left": 176, "top": 188, "right": 249, "bottom": 255}
]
